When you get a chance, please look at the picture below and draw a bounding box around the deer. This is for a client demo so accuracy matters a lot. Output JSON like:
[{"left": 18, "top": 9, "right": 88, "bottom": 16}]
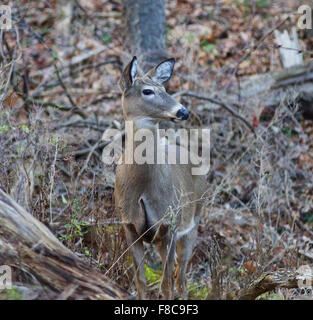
[{"left": 114, "top": 56, "right": 207, "bottom": 299}]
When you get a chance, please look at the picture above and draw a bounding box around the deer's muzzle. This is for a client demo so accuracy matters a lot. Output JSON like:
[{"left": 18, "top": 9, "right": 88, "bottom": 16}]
[{"left": 176, "top": 108, "right": 189, "bottom": 120}]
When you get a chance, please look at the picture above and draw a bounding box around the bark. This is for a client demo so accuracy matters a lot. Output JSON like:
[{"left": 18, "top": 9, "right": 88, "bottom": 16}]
[
  {"left": 56, "top": 0, "right": 74, "bottom": 60},
  {"left": 9, "top": 156, "right": 35, "bottom": 213},
  {"left": 0, "top": 189, "right": 128, "bottom": 300}
]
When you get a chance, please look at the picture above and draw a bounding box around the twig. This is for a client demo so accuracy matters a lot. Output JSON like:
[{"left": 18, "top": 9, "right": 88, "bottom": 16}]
[
  {"left": 237, "top": 15, "right": 291, "bottom": 69},
  {"left": 228, "top": 15, "right": 291, "bottom": 100},
  {"left": 28, "top": 99, "right": 72, "bottom": 111},
  {"left": 54, "top": 64, "right": 87, "bottom": 118},
  {"left": 53, "top": 119, "right": 111, "bottom": 131},
  {"left": 56, "top": 163, "right": 71, "bottom": 177},
  {"left": 62, "top": 141, "right": 109, "bottom": 157},
  {"left": 49, "top": 139, "right": 59, "bottom": 223},
  {"left": 76, "top": 140, "right": 101, "bottom": 180},
  {"left": 1, "top": 26, "right": 22, "bottom": 105},
  {"left": 34, "top": 59, "right": 120, "bottom": 90}
]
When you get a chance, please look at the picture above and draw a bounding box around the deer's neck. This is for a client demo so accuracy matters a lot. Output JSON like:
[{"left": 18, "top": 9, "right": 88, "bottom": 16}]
[
  {"left": 124, "top": 118, "right": 162, "bottom": 165},
  {"left": 133, "top": 118, "right": 159, "bottom": 132},
  {"left": 134, "top": 118, "right": 160, "bottom": 152}
]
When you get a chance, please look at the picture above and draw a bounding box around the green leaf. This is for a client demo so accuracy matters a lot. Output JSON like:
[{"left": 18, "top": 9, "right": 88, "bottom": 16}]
[
  {"left": 21, "top": 124, "right": 30, "bottom": 134},
  {"left": 145, "top": 265, "right": 162, "bottom": 286},
  {"left": 102, "top": 33, "right": 111, "bottom": 43},
  {"left": 200, "top": 41, "right": 218, "bottom": 55},
  {"left": 0, "top": 125, "right": 11, "bottom": 134},
  {"left": 5, "top": 287, "right": 23, "bottom": 300},
  {"left": 61, "top": 195, "right": 68, "bottom": 204}
]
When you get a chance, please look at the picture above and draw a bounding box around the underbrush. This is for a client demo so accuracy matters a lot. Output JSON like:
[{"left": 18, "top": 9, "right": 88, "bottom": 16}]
[{"left": 1, "top": 0, "right": 312, "bottom": 300}]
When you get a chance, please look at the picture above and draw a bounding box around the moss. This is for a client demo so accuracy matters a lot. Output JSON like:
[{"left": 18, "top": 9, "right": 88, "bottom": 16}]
[
  {"left": 2, "top": 287, "right": 23, "bottom": 300},
  {"left": 145, "top": 265, "right": 162, "bottom": 287},
  {"left": 257, "top": 292, "right": 284, "bottom": 300},
  {"left": 188, "top": 282, "right": 210, "bottom": 300}
]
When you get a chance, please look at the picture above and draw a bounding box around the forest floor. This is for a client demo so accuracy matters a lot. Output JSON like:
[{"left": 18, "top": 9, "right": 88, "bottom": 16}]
[{"left": 0, "top": 0, "right": 313, "bottom": 299}]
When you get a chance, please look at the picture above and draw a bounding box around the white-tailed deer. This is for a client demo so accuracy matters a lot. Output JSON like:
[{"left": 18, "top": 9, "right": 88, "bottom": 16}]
[{"left": 115, "top": 56, "right": 206, "bottom": 299}]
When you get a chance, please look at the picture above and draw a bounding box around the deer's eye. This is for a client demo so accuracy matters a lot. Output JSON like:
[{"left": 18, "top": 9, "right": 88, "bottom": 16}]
[{"left": 142, "top": 89, "right": 154, "bottom": 95}]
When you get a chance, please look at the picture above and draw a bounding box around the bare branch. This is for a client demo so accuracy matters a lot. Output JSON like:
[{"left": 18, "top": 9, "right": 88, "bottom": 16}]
[{"left": 173, "top": 90, "right": 256, "bottom": 136}]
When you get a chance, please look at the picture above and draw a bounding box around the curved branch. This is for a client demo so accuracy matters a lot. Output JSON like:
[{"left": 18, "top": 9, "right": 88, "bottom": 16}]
[{"left": 173, "top": 90, "right": 256, "bottom": 136}]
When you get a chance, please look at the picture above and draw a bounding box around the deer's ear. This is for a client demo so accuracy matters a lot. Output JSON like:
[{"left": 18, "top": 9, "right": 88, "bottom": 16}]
[
  {"left": 147, "top": 58, "right": 175, "bottom": 85},
  {"left": 119, "top": 56, "right": 137, "bottom": 92}
]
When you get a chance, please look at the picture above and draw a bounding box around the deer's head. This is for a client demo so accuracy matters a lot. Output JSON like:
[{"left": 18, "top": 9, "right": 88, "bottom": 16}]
[{"left": 119, "top": 57, "right": 189, "bottom": 125}]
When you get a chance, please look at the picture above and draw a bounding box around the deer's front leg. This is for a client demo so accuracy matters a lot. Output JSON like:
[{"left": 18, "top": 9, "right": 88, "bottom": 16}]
[
  {"left": 175, "top": 223, "right": 197, "bottom": 300},
  {"left": 124, "top": 223, "right": 148, "bottom": 300},
  {"left": 155, "top": 230, "right": 176, "bottom": 300}
]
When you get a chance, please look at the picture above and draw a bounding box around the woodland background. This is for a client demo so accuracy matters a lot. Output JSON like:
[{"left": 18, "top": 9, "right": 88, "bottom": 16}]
[{"left": 0, "top": 0, "right": 313, "bottom": 300}]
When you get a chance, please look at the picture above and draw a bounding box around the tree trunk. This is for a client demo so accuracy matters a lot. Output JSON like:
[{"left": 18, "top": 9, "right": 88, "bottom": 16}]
[
  {"left": 121, "top": 0, "right": 168, "bottom": 73},
  {"left": 0, "top": 189, "right": 128, "bottom": 300},
  {"left": 56, "top": 0, "right": 74, "bottom": 61}
]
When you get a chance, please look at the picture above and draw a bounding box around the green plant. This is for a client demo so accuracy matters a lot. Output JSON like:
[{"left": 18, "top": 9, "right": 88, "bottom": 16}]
[
  {"left": 60, "top": 198, "right": 88, "bottom": 245},
  {"left": 188, "top": 282, "right": 210, "bottom": 299},
  {"left": 102, "top": 33, "right": 111, "bottom": 43},
  {"left": 200, "top": 41, "right": 218, "bottom": 56},
  {"left": 4, "top": 287, "right": 23, "bottom": 300},
  {"left": 145, "top": 265, "right": 162, "bottom": 287}
]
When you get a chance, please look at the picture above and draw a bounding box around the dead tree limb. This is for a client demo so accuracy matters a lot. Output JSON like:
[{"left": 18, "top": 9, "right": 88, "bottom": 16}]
[
  {"left": 238, "top": 269, "right": 313, "bottom": 300},
  {"left": 173, "top": 90, "right": 256, "bottom": 135},
  {"left": 0, "top": 189, "right": 128, "bottom": 300},
  {"left": 231, "top": 60, "right": 313, "bottom": 103}
]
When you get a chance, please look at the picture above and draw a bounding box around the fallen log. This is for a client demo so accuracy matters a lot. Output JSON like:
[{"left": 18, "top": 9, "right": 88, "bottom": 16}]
[
  {"left": 207, "top": 60, "right": 313, "bottom": 125},
  {"left": 225, "top": 60, "right": 313, "bottom": 105},
  {"left": 0, "top": 189, "right": 128, "bottom": 300},
  {"left": 238, "top": 268, "right": 313, "bottom": 300}
]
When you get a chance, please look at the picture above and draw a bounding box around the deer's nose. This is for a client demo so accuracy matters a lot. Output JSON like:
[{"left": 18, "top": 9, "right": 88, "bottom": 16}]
[{"left": 176, "top": 108, "right": 189, "bottom": 120}]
